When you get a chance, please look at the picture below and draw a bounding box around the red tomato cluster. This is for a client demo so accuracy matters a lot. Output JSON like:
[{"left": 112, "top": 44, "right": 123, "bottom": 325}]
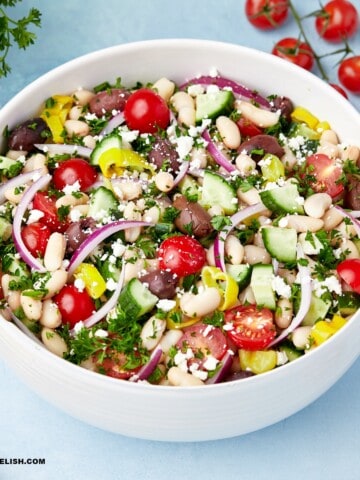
[{"left": 245, "top": 0, "right": 360, "bottom": 96}]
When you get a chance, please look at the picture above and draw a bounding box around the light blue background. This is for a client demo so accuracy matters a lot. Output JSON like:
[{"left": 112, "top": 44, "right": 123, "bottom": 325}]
[{"left": 0, "top": 1, "right": 359, "bottom": 479}]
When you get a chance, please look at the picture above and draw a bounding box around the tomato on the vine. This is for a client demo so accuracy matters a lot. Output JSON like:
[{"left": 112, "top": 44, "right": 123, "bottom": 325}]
[
  {"left": 224, "top": 305, "right": 276, "bottom": 351},
  {"left": 329, "top": 83, "right": 348, "bottom": 99},
  {"left": 157, "top": 235, "right": 206, "bottom": 277},
  {"left": 124, "top": 88, "right": 170, "bottom": 134},
  {"left": 338, "top": 56, "right": 360, "bottom": 94},
  {"left": 272, "top": 37, "right": 314, "bottom": 71},
  {"left": 315, "top": 0, "right": 359, "bottom": 43},
  {"left": 53, "top": 158, "right": 97, "bottom": 191},
  {"left": 245, "top": 0, "right": 289, "bottom": 30},
  {"left": 54, "top": 284, "right": 95, "bottom": 328},
  {"left": 21, "top": 222, "right": 51, "bottom": 257}
]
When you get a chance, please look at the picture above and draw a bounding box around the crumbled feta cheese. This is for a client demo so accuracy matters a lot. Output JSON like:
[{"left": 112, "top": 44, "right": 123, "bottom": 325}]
[
  {"left": 174, "top": 136, "right": 194, "bottom": 160},
  {"left": 203, "top": 355, "right": 219, "bottom": 371},
  {"left": 271, "top": 275, "right": 291, "bottom": 299},
  {"left": 276, "top": 350, "right": 289, "bottom": 366},
  {"left": 119, "top": 128, "right": 139, "bottom": 143},
  {"left": 278, "top": 216, "right": 289, "bottom": 228},
  {"left": 63, "top": 180, "right": 81, "bottom": 195},
  {"left": 27, "top": 209, "right": 44, "bottom": 224},
  {"left": 111, "top": 239, "right": 126, "bottom": 257},
  {"left": 191, "top": 368, "right": 208, "bottom": 381},
  {"left": 156, "top": 299, "right": 176, "bottom": 312},
  {"left": 313, "top": 275, "right": 342, "bottom": 297},
  {"left": 94, "top": 329, "right": 108, "bottom": 338},
  {"left": 209, "top": 67, "right": 219, "bottom": 78},
  {"left": 74, "top": 278, "right": 86, "bottom": 292},
  {"left": 69, "top": 208, "right": 82, "bottom": 222},
  {"left": 206, "top": 84, "right": 220, "bottom": 94},
  {"left": 187, "top": 84, "right": 205, "bottom": 97},
  {"left": 106, "top": 278, "right": 118, "bottom": 292},
  {"left": 73, "top": 321, "right": 85, "bottom": 334}
]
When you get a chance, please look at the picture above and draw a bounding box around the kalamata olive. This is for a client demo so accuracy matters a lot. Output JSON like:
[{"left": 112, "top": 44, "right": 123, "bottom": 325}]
[
  {"left": 173, "top": 195, "right": 213, "bottom": 238},
  {"left": 343, "top": 175, "right": 360, "bottom": 210},
  {"left": 89, "top": 88, "right": 130, "bottom": 116},
  {"left": 7, "top": 118, "right": 50, "bottom": 152},
  {"left": 139, "top": 269, "right": 178, "bottom": 299},
  {"left": 65, "top": 218, "right": 97, "bottom": 254},
  {"left": 148, "top": 135, "right": 180, "bottom": 172},
  {"left": 271, "top": 96, "right": 294, "bottom": 122},
  {"left": 238, "top": 134, "right": 285, "bottom": 161}
]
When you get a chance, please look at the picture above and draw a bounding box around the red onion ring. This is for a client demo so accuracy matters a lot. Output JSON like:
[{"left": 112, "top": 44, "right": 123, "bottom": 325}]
[
  {"left": 172, "top": 161, "right": 190, "bottom": 188},
  {"left": 132, "top": 346, "right": 163, "bottom": 382},
  {"left": 67, "top": 220, "right": 153, "bottom": 276},
  {"left": 12, "top": 173, "right": 52, "bottom": 272},
  {"left": 99, "top": 111, "right": 125, "bottom": 136},
  {"left": 180, "top": 75, "right": 270, "bottom": 108},
  {"left": 35, "top": 143, "right": 92, "bottom": 158},
  {"left": 202, "top": 129, "right": 236, "bottom": 173},
  {"left": 0, "top": 169, "right": 42, "bottom": 205},
  {"left": 205, "top": 349, "right": 234, "bottom": 385},
  {"left": 268, "top": 244, "right": 312, "bottom": 348},
  {"left": 334, "top": 206, "right": 360, "bottom": 237}
]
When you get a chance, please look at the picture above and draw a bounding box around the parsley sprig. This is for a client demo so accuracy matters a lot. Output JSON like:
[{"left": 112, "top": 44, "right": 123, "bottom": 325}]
[{"left": 0, "top": 1, "right": 41, "bottom": 78}]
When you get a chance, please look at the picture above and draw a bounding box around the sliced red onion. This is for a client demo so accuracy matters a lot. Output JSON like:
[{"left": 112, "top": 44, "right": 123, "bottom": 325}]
[
  {"left": 99, "top": 111, "right": 125, "bottom": 136},
  {"left": 268, "top": 244, "right": 312, "bottom": 348},
  {"left": 349, "top": 210, "right": 360, "bottom": 218},
  {"left": 180, "top": 75, "right": 270, "bottom": 108},
  {"left": 0, "top": 169, "right": 42, "bottom": 205},
  {"left": 172, "top": 161, "right": 189, "bottom": 188},
  {"left": 214, "top": 203, "right": 268, "bottom": 271},
  {"left": 9, "top": 309, "right": 45, "bottom": 347},
  {"left": 132, "top": 346, "right": 163, "bottom": 382},
  {"left": 12, "top": 173, "right": 52, "bottom": 272},
  {"left": 202, "top": 130, "right": 236, "bottom": 173},
  {"left": 35, "top": 143, "right": 92, "bottom": 158},
  {"left": 205, "top": 349, "right": 234, "bottom": 385},
  {"left": 67, "top": 220, "right": 153, "bottom": 276},
  {"left": 334, "top": 206, "right": 360, "bottom": 238}
]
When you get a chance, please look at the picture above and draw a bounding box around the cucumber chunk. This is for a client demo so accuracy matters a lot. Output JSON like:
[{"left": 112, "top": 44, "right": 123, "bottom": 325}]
[
  {"left": 337, "top": 292, "right": 360, "bottom": 316},
  {"left": 87, "top": 186, "right": 119, "bottom": 219},
  {"left": 119, "top": 278, "right": 158, "bottom": 319},
  {"left": 262, "top": 227, "right": 297, "bottom": 263},
  {"left": 0, "top": 217, "right": 12, "bottom": 241},
  {"left": 301, "top": 294, "right": 331, "bottom": 326},
  {"left": 90, "top": 133, "right": 122, "bottom": 166},
  {"left": 0, "top": 155, "right": 23, "bottom": 178},
  {"left": 195, "top": 90, "right": 234, "bottom": 123},
  {"left": 250, "top": 264, "right": 276, "bottom": 310},
  {"left": 259, "top": 183, "right": 304, "bottom": 214},
  {"left": 226, "top": 264, "right": 252, "bottom": 291},
  {"left": 200, "top": 170, "right": 237, "bottom": 215}
]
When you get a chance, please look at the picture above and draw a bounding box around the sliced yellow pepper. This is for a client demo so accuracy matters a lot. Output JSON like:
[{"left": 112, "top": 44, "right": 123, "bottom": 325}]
[
  {"left": 260, "top": 153, "right": 285, "bottom": 182},
  {"left": 201, "top": 266, "right": 239, "bottom": 311},
  {"left": 40, "top": 94, "right": 74, "bottom": 143},
  {"left": 166, "top": 315, "right": 200, "bottom": 330},
  {"left": 74, "top": 263, "right": 107, "bottom": 299},
  {"left": 291, "top": 106, "right": 319, "bottom": 130},
  {"left": 98, "top": 147, "right": 155, "bottom": 178},
  {"left": 239, "top": 349, "right": 277, "bottom": 374},
  {"left": 310, "top": 314, "right": 347, "bottom": 346},
  {"left": 316, "top": 121, "right": 331, "bottom": 133}
]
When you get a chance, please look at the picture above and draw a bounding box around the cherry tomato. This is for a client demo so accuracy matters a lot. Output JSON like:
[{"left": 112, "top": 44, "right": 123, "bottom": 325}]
[
  {"left": 53, "top": 158, "right": 97, "bottom": 191},
  {"left": 236, "top": 117, "right": 263, "bottom": 137},
  {"left": 272, "top": 37, "right": 314, "bottom": 70},
  {"left": 330, "top": 83, "right": 349, "bottom": 99},
  {"left": 124, "top": 88, "right": 170, "bottom": 134},
  {"left": 305, "top": 153, "right": 344, "bottom": 198},
  {"left": 337, "top": 259, "right": 360, "bottom": 294},
  {"left": 177, "top": 323, "right": 228, "bottom": 364},
  {"left": 33, "top": 191, "right": 69, "bottom": 232},
  {"left": 338, "top": 56, "right": 360, "bottom": 94},
  {"left": 157, "top": 235, "right": 206, "bottom": 277},
  {"left": 95, "top": 349, "right": 142, "bottom": 380},
  {"left": 224, "top": 304, "right": 276, "bottom": 351},
  {"left": 245, "top": 0, "right": 289, "bottom": 30},
  {"left": 21, "top": 222, "right": 51, "bottom": 257},
  {"left": 54, "top": 284, "right": 96, "bottom": 328},
  {"left": 315, "top": 0, "right": 359, "bottom": 43}
]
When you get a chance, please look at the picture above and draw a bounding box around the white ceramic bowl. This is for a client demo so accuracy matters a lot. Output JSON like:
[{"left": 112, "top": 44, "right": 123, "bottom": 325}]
[{"left": 0, "top": 39, "right": 359, "bottom": 442}]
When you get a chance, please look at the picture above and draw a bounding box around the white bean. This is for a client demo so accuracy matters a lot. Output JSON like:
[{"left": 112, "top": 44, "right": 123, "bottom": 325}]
[
  {"left": 20, "top": 293, "right": 42, "bottom": 320},
  {"left": 303, "top": 193, "right": 332, "bottom": 219},
  {"left": 4, "top": 185, "right": 28, "bottom": 204},
  {"left": 124, "top": 258, "right": 145, "bottom": 283},
  {"left": 275, "top": 297, "right": 293, "bottom": 329},
  {"left": 72, "top": 88, "right": 95, "bottom": 105},
  {"left": 56, "top": 192, "right": 88, "bottom": 208},
  {"left": 237, "top": 186, "right": 262, "bottom": 205},
  {"left": 216, "top": 116, "right": 241, "bottom": 149},
  {"left": 190, "top": 147, "right": 207, "bottom": 169},
  {"left": 322, "top": 206, "right": 343, "bottom": 231},
  {"left": 340, "top": 145, "right": 360, "bottom": 163},
  {"left": 7, "top": 290, "right": 21, "bottom": 310},
  {"left": 142, "top": 205, "right": 160, "bottom": 223},
  {"left": 167, "top": 366, "right": 204, "bottom": 386},
  {"left": 154, "top": 171, "right": 174, "bottom": 192},
  {"left": 340, "top": 239, "right": 360, "bottom": 259},
  {"left": 83, "top": 135, "right": 97, "bottom": 149},
  {"left": 6, "top": 150, "right": 26, "bottom": 160},
  {"left": 115, "top": 181, "right": 142, "bottom": 201},
  {"left": 152, "top": 77, "right": 175, "bottom": 102},
  {"left": 235, "top": 153, "right": 257, "bottom": 176},
  {"left": 41, "top": 327, "right": 68, "bottom": 357},
  {"left": 292, "top": 326, "right": 312, "bottom": 349},
  {"left": 336, "top": 220, "right": 357, "bottom": 239},
  {"left": 281, "top": 144, "right": 298, "bottom": 170},
  {"left": 23, "top": 153, "right": 48, "bottom": 175},
  {"left": 44, "top": 233, "right": 66, "bottom": 272},
  {"left": 40, "top": 299, "right": 62, "bottom": 328},
  {"left": 171, "top": 91, "right": 194, "bottom": 111},
  {"left": 64, "top": 119, "right": 90, "bottom": 137},
  {"left": 316, "top": 142, "right": 339, "bottom": 159},
  {"left": 206, "top": 244, "right": 216, "bottom": 267},
  {"left": 43, "top": 270, "right": 68, "bottom": 299},
  {"left": 140, "top": 316, "right": 166, "bottom": 351},
  {"left": 320, "top": 129, "right": 338, "bottom": 146},
  {"left": 238, "top": 285, "right": 256, "bottom": 304},
  {"left": 286, "top": 215, "right": 324, "bottom": 233},
  {"left": 179, "top": 287, "right": 222, "bottom": 318},
  {"left": 178, "top": 106, "right": 196, "bottom": 127},
  {"left": 158, "top": 329, "right": 184, "bottom": 354},
  {"left": 69, "top": 105, "right": 83, "bottom": 121},
  {"left": 236, "top": 100, "right": 280, "bottom": 127},
  {"left": 244, "top": 245, "right": 271, "bottom": 265},
  {"left": 225, "top": 235, "right": 244, "bottom": 265}
]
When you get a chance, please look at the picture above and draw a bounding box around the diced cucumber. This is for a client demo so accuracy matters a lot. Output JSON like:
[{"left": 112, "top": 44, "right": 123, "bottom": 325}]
[
  {"left": 226, "top": 264, "right": 252, "bottom": 291},
  {"left": 178, "top": 174, "right": 200, "bottom": 201},
  {"left": 279, "top": 343, "right": 303, "bottom": 362},
  {"left": 301, "top": 293, "right": 331, "bottom": 326},
  {"left": 200, "top": 170, "right": 237, "bottom": 215},
  {"left": 250, "top": 264, "right": 276, "bottom": 310},
  {"left": 0, "top": 217, "right": 12, "bottom": 241},
  {"left": 87, "top": 186, "right": 119, "bottom": 219},
  {"left": 262, "top": 227, "right": 297, "bottom": 263},
  {"left": 259, "top": 183, "right": 304, "bottom": 215},
  {"left": 90, "top": 133, "right": 122, "bottom": 166},
  {"left": 298, "top": 232, "right": 323, "bottom": 256},
  {"left": 119, "top": 278, "right": 158, "bottom": 319},
  {"left": 337, "top": 292, "right": 360, "bottom": 316},
  {"left": 0, "top": 155, "right": 23, "bottom": 178},
  {"left": 195, "top": 90, "right": 234, "bottom": 123},
  {"left": 2, "top": 253, "right": 29, "bottom": 278}
]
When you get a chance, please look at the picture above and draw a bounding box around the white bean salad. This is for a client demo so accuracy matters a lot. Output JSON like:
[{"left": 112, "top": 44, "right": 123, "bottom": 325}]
[{"left": 1, "top": 72, "right": 360, "bottom": 386}]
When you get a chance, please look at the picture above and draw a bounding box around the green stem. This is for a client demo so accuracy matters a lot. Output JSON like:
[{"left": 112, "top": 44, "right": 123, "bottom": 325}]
[{"left": 288, "top": 0, "right": 329, "bottom": 81}]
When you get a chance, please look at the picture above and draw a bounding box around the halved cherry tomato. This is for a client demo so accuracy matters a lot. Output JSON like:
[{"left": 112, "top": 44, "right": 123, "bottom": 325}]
[
  {"left": 338, "top": 56, "right": 360, "bottom": 94},
  {"left": 245, "top": 0, "right": 289, "bottom": 30},
  {"left": 124, "top": 88, "right": 170, "bottom": 134},
  {"left": 53, "top": 158, "right": 97, "bottom": 191},
  {"left": 224, "top": 304, "right": 276, "bottom": 351},
  {"left": 305, "top": 153, "right": 344, "bottom": 198},
  {"left": 21, "top": 222, "right": 51, "bottom": 257},
  {"left": 95, "top": 349, "right": 142, "bottom": 380},
  {"left": 337, "top": 259, "right": 360, "bottom": 294},
  {"left": 157, "top": 235, "right": 206, "bottom": 277},
  {"left": 54, "top": 284, "right": 95, "bottom": 328},
  {"left": 33, "top": 191, "right": 69, "bottom": 232},
  {"left": 272, "top": 37, "right": 314, "bottom": 71},
  {"left": 236, "top": 117, "right": 263, "bottom": 137},
  {"left": 315, "top": 0, "right": 359, "bottom": 43},
  {"left": 177, "top": 323, "right": 228, "bottom": 365}
]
